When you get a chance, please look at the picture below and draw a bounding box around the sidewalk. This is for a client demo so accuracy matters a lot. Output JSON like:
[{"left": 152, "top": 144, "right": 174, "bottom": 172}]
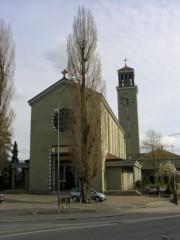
[{"left": 0, "top": 193, "right": 179, "bottom": 222}]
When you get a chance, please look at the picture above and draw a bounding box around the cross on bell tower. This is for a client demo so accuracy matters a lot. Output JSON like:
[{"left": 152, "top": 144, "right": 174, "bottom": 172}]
[{"left": 123, "top": 58, "right": 128, "bottom": 66}]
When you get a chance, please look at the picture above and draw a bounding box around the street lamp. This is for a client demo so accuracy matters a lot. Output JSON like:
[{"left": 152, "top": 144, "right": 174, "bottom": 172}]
[
  {"left": 171, "top": 145, "right": 175, "bottom": 187},
  {"left": 52, "top": 68, "right": 76, "bottom": 213},
  {"left": 53, "top": 69, "right": 72, "bottom": 214},
  {"left": 53, "top": 108, "right": 61, "bottom": 214},
  {"left": 171, "top": 144, "right": 178, "bottom": 204},
  {"left": 57, "top": 108, "right": 60, "bottom": 214}
]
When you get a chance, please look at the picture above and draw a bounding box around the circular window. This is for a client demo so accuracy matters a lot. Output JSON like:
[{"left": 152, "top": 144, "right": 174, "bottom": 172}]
[{"left": 52, "top": 108, "right": 75, "bottom": 134}]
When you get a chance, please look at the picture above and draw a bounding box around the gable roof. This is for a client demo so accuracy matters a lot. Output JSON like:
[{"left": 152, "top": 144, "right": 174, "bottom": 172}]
[
  {"left": 139, "top": 148, "right": 180, "bottom": 160},
  {"left": 28, "top": 77, "right": 69, "bottom": 106}
]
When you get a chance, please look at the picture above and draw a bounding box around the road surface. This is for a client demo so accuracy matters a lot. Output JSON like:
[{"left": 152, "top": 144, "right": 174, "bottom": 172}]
[{"left": 0, "top": 212, "right": 179, "bottom": 239}]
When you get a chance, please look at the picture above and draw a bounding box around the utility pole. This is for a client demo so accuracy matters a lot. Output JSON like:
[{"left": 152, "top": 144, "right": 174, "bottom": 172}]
[{"left": 169, "top": 133, "right": 180, "bottom": 204}]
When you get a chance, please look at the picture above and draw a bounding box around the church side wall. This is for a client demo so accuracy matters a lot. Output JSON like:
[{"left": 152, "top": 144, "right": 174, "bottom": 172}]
[
  {"left": 101, "top": 102, "right": 126, "bottom": 160},
  {"left": 100, "top": 101, "right": 126, "bottom": 191}
]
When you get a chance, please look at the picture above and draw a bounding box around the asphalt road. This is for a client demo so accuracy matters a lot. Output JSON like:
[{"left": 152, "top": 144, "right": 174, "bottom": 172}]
[
  {"left": 1, "top": 193, "right": 180, "bottom": 239},
  {"left": 0, "top": 212, "right": 180, "bottom": 240}
]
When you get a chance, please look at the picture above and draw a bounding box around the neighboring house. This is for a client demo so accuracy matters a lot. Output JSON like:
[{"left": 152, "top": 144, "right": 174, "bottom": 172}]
[{"left": 138, "top": 147, "right": 180, "bottom": 182}]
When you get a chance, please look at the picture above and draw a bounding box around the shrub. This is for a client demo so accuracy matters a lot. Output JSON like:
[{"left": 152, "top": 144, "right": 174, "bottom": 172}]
[
  {"left": 136, "top": 180, "right": 142, "bottom": 189},
  {"left": 165, "top": 184, "right": 174, "bottom": 194},
  {"left": 141, "top": 179, "right": 148, "bottom": 189},
  {"left": 144, "top": 176, "right": 150, "bottom": 184},
  {"left": 174, "top": 182, "right": 179, "bottom": 190}
]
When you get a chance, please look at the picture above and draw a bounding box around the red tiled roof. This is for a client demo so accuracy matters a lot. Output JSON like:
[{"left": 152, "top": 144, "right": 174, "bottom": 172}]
[
  {"left": 106, "top": 153, "right": 121, "bottom": 160},
  {"left": 139, "top": 148, "right": 179, "bottom": 159}
]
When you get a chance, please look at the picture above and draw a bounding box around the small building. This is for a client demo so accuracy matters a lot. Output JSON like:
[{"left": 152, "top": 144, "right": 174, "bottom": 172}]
[
  {"left": 105, "top": 153, "right": 141, "bottom": 190},
  {"left": 11, "top": 161, "right": 29, "bottom": 190}
]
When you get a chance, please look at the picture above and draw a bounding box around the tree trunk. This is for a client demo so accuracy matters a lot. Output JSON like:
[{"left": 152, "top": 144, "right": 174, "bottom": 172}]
[{"left": 80, "top": 177, "right": 88, "bottom": 203}]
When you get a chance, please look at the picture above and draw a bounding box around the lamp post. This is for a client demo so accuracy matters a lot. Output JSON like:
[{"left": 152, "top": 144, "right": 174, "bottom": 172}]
[
  {"left": 57, "top": 108, "right": 60, "bottom": 214},
  {"left": 171, "top": 145, "right": 175, "bottom": 187},
  {"left": 53, "top": 108, "right": 61, "bottom": 214},
  {"left": 52, "top": 68, "right": 75, "bottom": 213},
  {"left": 54, "top": 69, "right": 70, "bottom": 214},
  {"left": 171, "top": 144, "right": 178, "bottom": 204}
]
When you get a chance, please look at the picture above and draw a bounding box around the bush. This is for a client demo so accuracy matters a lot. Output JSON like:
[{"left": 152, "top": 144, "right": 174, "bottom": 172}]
[
  {"left": 144, "top": 176, "right": 150, "bottom": 184},
  {"left": 165, "top": 184, "right": 174, "bottom": 194},
  {"left": 141, "top": 179, "right": 148, "bottom": 189},
  {"left": 136, "top": 180, "right": 142, "bottom": 189},
  {"left": 174, "top": 182, "right": 179, "bottom": 190}
]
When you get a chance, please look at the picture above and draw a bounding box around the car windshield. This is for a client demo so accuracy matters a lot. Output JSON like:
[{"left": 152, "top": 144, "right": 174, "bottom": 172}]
[{"left": 90, "top": 188, "right": 98, "bottom": 193}]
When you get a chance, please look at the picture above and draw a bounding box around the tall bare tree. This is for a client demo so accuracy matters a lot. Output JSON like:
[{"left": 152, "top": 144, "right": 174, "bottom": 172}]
[
  {"left": 0, "top": 19, "right": 15, "bottom": 174},
  {"left": 141, "top": 129, "right": 161, "bottom": 183},
  {"left": 67, "top": 6, "right": 105, "bottom": 203}
]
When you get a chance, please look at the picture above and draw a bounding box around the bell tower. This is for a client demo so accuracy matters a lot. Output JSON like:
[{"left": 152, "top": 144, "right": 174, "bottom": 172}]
[{"left": 116, "top": 59, "right": 139, "bottom": 159}]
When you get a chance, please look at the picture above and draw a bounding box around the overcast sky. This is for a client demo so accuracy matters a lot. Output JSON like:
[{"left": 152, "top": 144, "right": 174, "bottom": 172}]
[{"left": 0, "top": 0, "right": 180, "bottom": 159}]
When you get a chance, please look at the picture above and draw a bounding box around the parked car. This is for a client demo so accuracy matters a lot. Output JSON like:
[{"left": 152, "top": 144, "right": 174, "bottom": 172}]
[
  {"left": 70, "top": 187, "right": 106, "bottom": 202},
  {"left": 146, "top": 185, "right": 160, "bottom": 195},
  {"left": 0, "top": 193, "right": 5, "bottom": 203}
]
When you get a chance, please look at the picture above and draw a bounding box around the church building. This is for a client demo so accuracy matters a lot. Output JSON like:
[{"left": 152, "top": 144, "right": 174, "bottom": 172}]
[{"left": 28, "top": 65, "right": 141, "bottom": 194}]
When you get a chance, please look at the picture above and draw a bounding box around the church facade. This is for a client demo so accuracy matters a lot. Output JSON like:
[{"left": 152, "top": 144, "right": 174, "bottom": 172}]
[{"left": 28, "top": 66, "right": 141, "bottom": 194}]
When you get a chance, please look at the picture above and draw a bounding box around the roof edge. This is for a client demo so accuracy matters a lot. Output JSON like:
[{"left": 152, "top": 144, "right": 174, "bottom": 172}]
[{"left": 28, "top": 77, "right": 69, "bottom": 106}]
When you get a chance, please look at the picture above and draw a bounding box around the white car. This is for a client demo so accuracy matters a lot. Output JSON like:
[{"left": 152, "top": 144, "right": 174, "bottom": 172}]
[{"left": 70, "top": 187, "right": 106, "bottom": 202}]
